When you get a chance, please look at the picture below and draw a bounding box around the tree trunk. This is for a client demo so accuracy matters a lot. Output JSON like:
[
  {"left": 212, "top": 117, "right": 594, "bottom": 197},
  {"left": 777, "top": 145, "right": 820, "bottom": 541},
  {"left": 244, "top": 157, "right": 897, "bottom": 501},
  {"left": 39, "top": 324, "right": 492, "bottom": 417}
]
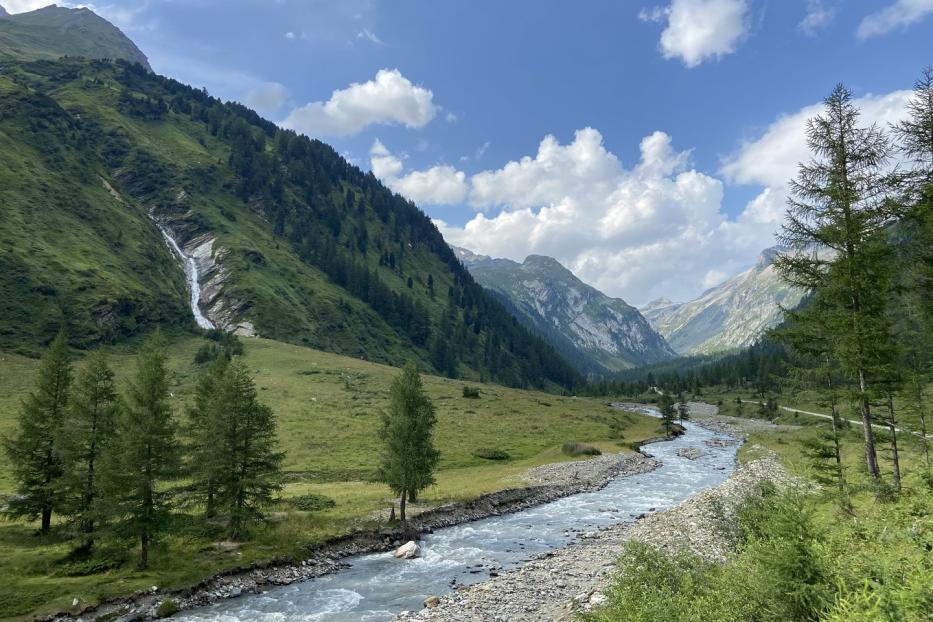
[
  {"left": 41, "top": 506, "right": 52, "bottom": 533},
  {"left": 206, "top": 482, "right": 215, "bottom": 519},
  {"left": 140, "top": 532, "right": 149, "bottom": 569},
  {"left": 887, "top": 395, "right": 901, "bottom": 492},
  {"left": 858, "top": 368, "right": 880, "bottom": 478},
  {"left": 408, "top": 489, "right": 417, "bottom": 503},
  {"left": 399, "top": 489, "right": 407, "bottom": 524}
]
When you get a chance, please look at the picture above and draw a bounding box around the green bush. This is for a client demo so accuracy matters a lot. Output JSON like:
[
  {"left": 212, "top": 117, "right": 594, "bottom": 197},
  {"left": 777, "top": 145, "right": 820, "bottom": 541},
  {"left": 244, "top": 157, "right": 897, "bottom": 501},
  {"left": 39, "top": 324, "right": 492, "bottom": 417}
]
[
  {"left": 287, "top": 494, "right": 336, "bottom": 512},
  {"left": 462, "top": 386, "right": 480, "bottom": 398},
  {"left": 562, "top": 442, "right": 601, "bottom": 456},
  {"left": 156, "top": 599, "right": 178, "bottom": 618},
  {"left": 472, "top": 447, "right": 510, "bottom": 460}
]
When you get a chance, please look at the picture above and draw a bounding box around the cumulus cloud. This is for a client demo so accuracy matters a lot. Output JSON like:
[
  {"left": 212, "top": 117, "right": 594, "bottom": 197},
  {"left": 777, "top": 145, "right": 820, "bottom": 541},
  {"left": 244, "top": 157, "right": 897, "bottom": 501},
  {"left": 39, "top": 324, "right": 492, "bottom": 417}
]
[
  {"left": 857, "top": 0, "right": 933, "bottom": 39},
  {"left": 2, "top": 1, "right": 58, "bottom": 12},
  {"left": 281, "top": 69, "right": 437, "bottom": 138},
  {"left": 369, "top": 140, "right": 467, "bottom": 205},
  {"left": 641, "top": 0, "right": 750, "bottom": 68},
  {"left": 243, "top": 82, "right": 289, "bottom": 116},
  {"left": 798, "top": 0, "right": 836, "bottom": 36},
  {"left": 721, "top": 89, "right": 913, "bottom": 189},
  {"left": 436, "top": 128, "right": 779, "bottom": 304}
]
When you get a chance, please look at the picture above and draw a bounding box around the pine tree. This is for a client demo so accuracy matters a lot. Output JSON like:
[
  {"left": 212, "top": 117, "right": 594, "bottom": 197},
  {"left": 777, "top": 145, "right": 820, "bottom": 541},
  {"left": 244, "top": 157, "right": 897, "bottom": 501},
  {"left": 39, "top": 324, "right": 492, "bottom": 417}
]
[
  {"left": 103, "top": 332, "right": 179, "bottom": 568},
  {"left": 213, "top": 362, "right": 283, "bottom": 540},
  {"left": 775, "top": 84, "right": 895, "bottom": 480},
  {"left": 187, "top": 356, "right": 229, "bottom": 519},
  {"left": 58, "top": 351, "right": 118, "bottom": 550},
  {"left": 379, "top": 363, "right": 440, "bottom": 523},
  {"left": 2, "top": 331, "right": 72, "bottom": 532}
]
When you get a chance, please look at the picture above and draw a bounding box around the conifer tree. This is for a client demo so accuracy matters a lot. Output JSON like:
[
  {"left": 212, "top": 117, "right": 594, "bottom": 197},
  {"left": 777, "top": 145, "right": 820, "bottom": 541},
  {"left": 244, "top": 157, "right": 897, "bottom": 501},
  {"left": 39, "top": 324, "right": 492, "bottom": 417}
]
[
  {"left": 103, "top": 332, "right": 179, "bottom": 568},
  {"left": 187, "top": 356, "right": 229, "bottom": 519},
  {"left": 658, "top": 392, "right": 677, "bottom": 436},
  {"left": 775, "top": 84, "right": 895, "bottom": 479},
  {"left": 213, "top": 362, "right": 283, "bottom": 540},
  {"left": 59, "top": 351, "right": 118, "bottom": 549},
  {"left": 676, "top": 392, "right": 689, "bottom": 423},
  {"left": 2, "top": 331, "right": 72, "bottom": 532},
  {"left": 379, "top": 363, "right": 440, "bottom": 523}
]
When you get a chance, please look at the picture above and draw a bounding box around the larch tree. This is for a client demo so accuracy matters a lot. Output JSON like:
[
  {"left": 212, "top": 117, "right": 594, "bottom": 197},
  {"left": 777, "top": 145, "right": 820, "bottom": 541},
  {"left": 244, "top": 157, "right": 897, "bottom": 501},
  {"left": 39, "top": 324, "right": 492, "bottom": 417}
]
[
  {"left": 58, "top": 350, "right": 118, "bottom": 550},
  {"left": 2, "top": 330, "right": 72, "bottom": 532},
  {"left": 658, "top": 392, "right": 677, "bottom": 436},
  {"left": 213, "top": 362, "right": 283, "bottom": 540},
  {"left": 103, "top": 332, "right": 179, "bottom": 568},
  {"left": 379, "top": 363, "right": 440, "bottom": 523},
  {"left": 187, "top": 355, "right": 229, "bottom": 519},
  {"left": 775, "top": 84, "right": 895, "bottom": 480}
]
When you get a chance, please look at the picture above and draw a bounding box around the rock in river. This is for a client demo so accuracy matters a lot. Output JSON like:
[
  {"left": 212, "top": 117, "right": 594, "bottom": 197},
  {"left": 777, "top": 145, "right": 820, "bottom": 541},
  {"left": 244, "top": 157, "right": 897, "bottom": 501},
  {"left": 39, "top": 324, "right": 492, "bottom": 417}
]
[{"left": 393, "top": 541, "right": 421, "bottom": 559}]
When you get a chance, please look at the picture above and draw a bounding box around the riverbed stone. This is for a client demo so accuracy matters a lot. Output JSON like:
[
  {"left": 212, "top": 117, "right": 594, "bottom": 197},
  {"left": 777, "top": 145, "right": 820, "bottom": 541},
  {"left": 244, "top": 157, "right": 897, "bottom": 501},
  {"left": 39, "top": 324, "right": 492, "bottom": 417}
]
[{"left": 393, "top": 541, "right": 421, "bottom": 559}]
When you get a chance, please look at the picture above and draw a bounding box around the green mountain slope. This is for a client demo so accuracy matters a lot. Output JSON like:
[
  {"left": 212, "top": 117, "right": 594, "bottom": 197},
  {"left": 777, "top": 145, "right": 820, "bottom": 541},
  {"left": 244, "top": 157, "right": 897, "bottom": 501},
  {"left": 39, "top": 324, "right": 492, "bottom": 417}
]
[
  {"left": 0, "top": 57, "right": 578, "bottom": 388},
  {"left": 455, "top": 247, "right": 675, "bottom": 376},
  {"left": 0, "top": 4, "right": 150, "bottom": 69}
]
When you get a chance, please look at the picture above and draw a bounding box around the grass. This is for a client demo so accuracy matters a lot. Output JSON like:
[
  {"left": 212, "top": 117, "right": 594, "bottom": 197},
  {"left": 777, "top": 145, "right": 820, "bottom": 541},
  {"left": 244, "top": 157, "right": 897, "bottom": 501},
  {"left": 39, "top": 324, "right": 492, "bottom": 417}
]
[{"left": 0, "top": 335, "right": 663, "bottom": 620}]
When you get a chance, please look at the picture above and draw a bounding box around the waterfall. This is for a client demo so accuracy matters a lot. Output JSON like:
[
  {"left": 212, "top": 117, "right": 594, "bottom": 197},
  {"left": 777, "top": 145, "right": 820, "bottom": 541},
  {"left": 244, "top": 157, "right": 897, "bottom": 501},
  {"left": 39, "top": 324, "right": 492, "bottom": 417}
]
[{"left": 158, "top": 225, "right": 215, "bottom": 330}]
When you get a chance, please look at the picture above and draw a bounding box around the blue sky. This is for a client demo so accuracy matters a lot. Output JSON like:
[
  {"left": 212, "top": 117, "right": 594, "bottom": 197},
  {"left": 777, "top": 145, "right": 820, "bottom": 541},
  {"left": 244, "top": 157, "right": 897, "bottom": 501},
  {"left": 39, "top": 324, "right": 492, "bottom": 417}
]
[{"left": 7, "top": 0, "right": 931, "bottom": 304}]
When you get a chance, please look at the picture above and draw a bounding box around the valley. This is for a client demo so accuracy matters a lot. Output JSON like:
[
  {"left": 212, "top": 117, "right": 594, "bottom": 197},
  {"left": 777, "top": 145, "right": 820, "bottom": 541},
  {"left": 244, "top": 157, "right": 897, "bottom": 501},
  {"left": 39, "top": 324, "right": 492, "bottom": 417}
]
[{"left": 0, "top": 3, "right": 931, "bottom": 622}]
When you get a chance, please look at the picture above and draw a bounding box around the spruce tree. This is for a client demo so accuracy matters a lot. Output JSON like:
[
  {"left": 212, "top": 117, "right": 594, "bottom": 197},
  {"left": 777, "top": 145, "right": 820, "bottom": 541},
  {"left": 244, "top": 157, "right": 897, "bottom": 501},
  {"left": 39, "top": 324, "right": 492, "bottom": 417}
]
[
  {"left": 676, "top": 392, "right": 689, "bottom": 423},
  {"left": 379, "top": 363, "right": 440, "bottom": 523},
  {"left": 214, "top": 362, "right": 283, "bottom": 540},
  {"left": 2, "top": 331, "right": 72, "bottom": 532},
  {"left": 775, "top": 84, "right": 895, "bottom": 480},
  {"left": 58, "top": 351, "right": 118, "bottom": 549},
  {"left": 103, "top": 332, "right": 179, "bottom": 568}
]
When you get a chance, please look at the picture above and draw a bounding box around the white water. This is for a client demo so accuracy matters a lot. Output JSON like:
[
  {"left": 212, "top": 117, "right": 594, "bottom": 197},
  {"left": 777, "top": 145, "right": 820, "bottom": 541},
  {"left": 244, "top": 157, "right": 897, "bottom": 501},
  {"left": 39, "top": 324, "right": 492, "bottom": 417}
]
[
  {"left": 176, "top": 413, "right": 738, "bottom": 622},
  {"left": 158, "top": 226, "right": 215, "bottom": 330}
]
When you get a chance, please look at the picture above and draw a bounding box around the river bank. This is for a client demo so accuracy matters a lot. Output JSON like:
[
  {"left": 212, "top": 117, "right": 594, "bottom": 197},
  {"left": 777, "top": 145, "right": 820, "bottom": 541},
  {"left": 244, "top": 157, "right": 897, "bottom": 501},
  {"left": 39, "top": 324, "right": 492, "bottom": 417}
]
[
  {"left": 398, "top": 452, "right": 790, "bottom": 621},
  {"left": 48, "top": 451, "right": 659, "bottom": 621}
]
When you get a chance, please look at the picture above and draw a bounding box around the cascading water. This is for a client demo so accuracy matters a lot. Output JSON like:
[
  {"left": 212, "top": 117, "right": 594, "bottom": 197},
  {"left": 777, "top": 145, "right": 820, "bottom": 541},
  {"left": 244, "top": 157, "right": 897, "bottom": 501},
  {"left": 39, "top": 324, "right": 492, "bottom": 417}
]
[
  {"left": 158, "top": 225, "right": 215, "bottom": 330},
  {"left": 175, "top": 413, "right": 738, "bottom": 622}
]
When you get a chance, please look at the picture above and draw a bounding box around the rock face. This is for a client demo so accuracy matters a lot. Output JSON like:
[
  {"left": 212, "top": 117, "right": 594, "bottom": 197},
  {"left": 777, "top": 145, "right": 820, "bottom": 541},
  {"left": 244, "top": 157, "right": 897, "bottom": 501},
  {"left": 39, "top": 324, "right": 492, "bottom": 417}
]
[
  {"left": 454, "top": 247, "right": 675, "bottom": 376},
  {"left": 393, "top": 541, "right": 421, "bottom": 559},
  {"left": 640, "top": 246, "right": 805, "bottom": 355}
]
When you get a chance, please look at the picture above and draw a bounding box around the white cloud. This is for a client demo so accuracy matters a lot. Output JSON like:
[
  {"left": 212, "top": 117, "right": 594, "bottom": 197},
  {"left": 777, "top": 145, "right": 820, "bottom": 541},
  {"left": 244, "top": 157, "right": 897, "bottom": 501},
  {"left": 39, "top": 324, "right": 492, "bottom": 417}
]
[
  {"left": 436, "top": 128, "right": 779, "bottom": 305},
  {"left": 721, "top": 89, "right": 913, "bottom": 189},
  {"left": 356, "top": 28, "right": 383, "bottom": 44},
  {"left": 798, "top": 0, "right": 835, "bottom": 35},
  {"left": 284, "top": 31, "right": 296, "bottom": 40},
  {"left": 2, "top": 1, "right": 57, "bottom": 12},
  {"left": 857, "top": 0, "right": 933, "bottom": 39},
  {"left": 243, "top": 82, "right": 289, "bottom": 116},
  {"left": 445, "top": 111, "right": 458, "bottom": 123},
  {"left": 281, "top": 69, "right": 437, "bottom": 138},
  {"left": 369, "top": 140, "right": 468, "bottom": 205},
  {"left": 643, "top": 0, "right": 750, "bottom": 68}
]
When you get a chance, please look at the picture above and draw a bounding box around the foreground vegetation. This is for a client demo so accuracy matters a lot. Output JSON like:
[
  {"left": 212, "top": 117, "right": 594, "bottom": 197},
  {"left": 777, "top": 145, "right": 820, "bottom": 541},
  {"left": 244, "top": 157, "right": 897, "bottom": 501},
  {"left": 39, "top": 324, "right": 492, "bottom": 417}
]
[{"left": 0, "top": 335, "right": 661, "bottom": 620}]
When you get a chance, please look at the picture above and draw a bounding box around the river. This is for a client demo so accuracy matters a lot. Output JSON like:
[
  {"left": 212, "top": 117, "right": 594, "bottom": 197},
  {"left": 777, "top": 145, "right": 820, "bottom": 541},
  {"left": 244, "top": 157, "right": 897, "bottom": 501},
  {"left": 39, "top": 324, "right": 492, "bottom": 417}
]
[{"left": 175, "top": 416, "right": 737, "bottom": 622}]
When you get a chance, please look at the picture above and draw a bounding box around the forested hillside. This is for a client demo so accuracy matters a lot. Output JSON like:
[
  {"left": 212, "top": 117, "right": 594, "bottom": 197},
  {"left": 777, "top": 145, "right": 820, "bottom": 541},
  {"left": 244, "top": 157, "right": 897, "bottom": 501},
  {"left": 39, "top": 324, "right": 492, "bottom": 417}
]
[{"left": 0, "top": 57, "right": 577, "bottom": 388}]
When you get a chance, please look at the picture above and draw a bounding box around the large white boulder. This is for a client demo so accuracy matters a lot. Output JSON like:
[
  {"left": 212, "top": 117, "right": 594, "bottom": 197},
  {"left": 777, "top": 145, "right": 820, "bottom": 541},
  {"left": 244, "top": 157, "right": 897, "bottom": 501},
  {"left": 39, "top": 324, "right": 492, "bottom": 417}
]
[{"left": 393, "top": 540, "right": 421, "bottom": 559}]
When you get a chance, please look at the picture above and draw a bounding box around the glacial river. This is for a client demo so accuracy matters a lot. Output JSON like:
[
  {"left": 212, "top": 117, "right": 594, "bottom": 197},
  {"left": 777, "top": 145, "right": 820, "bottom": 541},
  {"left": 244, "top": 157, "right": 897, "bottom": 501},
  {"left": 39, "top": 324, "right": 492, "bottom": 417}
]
[{"left": 175, "top": 413, "right": 738, "bottom": 622}]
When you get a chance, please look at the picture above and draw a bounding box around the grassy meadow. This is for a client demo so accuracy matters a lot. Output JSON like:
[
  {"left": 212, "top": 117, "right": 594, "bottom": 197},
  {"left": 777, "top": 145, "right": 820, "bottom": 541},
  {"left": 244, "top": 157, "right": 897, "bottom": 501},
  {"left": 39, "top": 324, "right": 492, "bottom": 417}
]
[{"left": 0, "top": 335, "right": 662, "bottom": 620}]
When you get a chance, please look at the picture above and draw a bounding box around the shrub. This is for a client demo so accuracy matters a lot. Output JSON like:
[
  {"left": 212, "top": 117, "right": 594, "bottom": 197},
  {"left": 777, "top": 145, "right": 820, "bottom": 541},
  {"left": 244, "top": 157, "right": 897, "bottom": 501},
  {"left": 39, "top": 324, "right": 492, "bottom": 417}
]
[
  {"left": 156, "top": 599, "right": 178, "bottom": 618},
  {"left": 562, "top": 442, "right": 601, "bottom": 456},
  {"left": 472, "top": 448, "right": 510, "bottom": 460},
  {"left": 288, "top": 494, "right": 336, "bottom": 512},
  {"left": 462, "top": 386, "right": 480, "bottom": 398}
]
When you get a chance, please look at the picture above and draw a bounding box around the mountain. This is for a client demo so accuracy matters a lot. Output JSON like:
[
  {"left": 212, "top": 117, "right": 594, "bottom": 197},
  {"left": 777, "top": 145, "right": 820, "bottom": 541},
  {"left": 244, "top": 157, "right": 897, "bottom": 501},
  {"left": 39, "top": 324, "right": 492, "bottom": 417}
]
[
  {"left": 0, "top": 52, "right": 579, "bottom": 389},
  {"left": 640, "top": 246, "right": 805, "bottom": 355},
  {"left": 454, "top": 247, "right": 675, "bottom": 376},
  {"left": 0, "top": 4, "right": 151, "bottom": 69}
]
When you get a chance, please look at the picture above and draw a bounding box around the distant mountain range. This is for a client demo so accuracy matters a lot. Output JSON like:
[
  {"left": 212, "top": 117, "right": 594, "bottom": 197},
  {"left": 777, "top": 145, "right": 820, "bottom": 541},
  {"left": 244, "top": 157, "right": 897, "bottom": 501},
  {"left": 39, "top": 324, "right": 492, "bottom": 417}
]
[
  {"left": 454, "top": 247, "right": 675, "bottom": 376},
  {"left": 0, "top": 4, "right": 151, "bottom": 69},
  {"left": 640, "top": 246, "right": 805, "bottom": 355}
]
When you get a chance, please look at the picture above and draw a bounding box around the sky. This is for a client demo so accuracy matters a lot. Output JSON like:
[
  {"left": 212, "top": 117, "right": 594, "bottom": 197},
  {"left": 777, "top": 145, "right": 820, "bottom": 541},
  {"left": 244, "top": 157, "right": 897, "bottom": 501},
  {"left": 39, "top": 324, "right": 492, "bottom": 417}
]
[{"left": 5, "top": 0, "right": 931, "bottom": 305}]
